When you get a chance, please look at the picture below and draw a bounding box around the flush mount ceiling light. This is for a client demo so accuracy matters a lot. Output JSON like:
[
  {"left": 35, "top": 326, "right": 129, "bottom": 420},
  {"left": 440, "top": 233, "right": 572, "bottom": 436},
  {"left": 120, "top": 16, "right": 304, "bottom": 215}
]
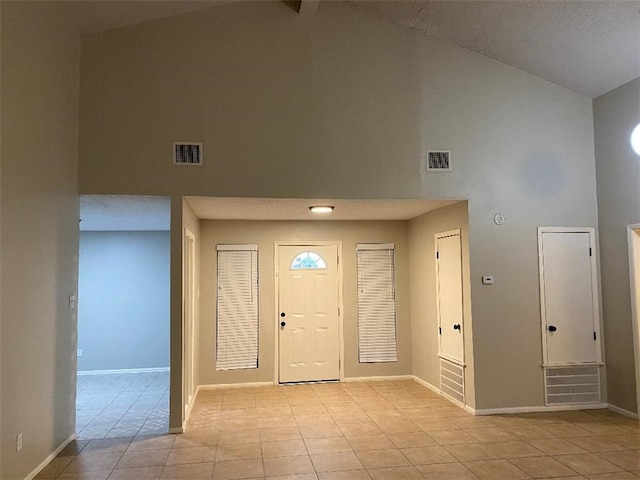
[
  {"left": 309, "top": 206, "right": 335, "bottom": 214},
  {"left": 631, "top": 123, "right": 640, "bottom": 156}
]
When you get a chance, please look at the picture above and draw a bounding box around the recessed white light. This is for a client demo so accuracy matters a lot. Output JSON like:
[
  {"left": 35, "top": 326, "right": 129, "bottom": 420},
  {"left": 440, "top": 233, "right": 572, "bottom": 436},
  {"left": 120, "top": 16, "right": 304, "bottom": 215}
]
[
  {"left": 631, "top": 123, "right": 640, "bottom": 156},
  {"left": 309, "top": 206, "right": 334, "bottom": 214}
]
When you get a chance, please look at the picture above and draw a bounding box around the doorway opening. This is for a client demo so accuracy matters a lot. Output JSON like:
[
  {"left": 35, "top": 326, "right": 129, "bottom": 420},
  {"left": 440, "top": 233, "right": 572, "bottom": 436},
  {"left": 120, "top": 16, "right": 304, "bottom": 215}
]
[{"left": 76, "top": 195, "right": 171, "bottom": 440}]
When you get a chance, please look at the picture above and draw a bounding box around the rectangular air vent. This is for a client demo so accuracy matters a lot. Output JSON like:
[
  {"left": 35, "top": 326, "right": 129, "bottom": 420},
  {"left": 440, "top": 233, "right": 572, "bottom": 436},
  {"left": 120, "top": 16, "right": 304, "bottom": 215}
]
[
  {"left": 544, "top": 365, "right": 601, "bottom": 406},
  {"left": 427, "top": 151, "right": 451, "bottom": 171},
  {"left": 440, "top": 358, "right": 464, "bottom": 405},
  {"left": 174, "top": 142, "right": 203, "bottom": 166}
]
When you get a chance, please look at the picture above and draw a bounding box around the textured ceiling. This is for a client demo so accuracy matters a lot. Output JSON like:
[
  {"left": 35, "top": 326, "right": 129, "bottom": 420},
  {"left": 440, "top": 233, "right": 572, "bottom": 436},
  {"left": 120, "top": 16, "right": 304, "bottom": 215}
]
[
  {"left": 186, "top": 197, "right": 459, "bottom": 220},
  {"left": 65, "top": 0, "right": 640, "bottom": 98},
  {"left": 348, "top": 0, "right": 640, "bottom": 98}
]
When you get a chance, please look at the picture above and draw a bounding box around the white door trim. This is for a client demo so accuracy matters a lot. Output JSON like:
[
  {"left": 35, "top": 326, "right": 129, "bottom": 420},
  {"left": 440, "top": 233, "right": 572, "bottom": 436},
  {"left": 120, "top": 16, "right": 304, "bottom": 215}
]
[
  {"left": 627, "top": 224, "right": 640, "bottom": 416},
  {"left": 538, "top": 227, "right": 602, "bottom": 365},
  {"left": 183, "top": 228, "right": 196, "bottom": 419},
  {"left": 274, "top": 241, "right": 344, "bottom": 383}
]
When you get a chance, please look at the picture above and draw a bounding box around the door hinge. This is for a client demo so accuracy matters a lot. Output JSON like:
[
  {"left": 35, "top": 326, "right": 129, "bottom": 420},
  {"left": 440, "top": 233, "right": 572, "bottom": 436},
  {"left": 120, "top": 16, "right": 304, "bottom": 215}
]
[
  {"left": 589, "top": 247, "right": 592, "bottom": 257},
  {"left": 438, "top": 327, "right": 442, "bottom": 335},
  {"left": 593, "top": 331, "right": 597, "bottom": 341},
  {"left": 436, "top": 251, "right": 440, "bottom": 259},
  {"left": 338, "top": 307, "right": 340, "bottom": 316}
]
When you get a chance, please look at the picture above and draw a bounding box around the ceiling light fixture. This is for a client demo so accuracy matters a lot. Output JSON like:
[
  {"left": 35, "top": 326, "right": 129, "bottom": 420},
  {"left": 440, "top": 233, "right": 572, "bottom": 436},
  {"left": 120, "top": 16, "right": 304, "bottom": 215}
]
[
  {"left": 631, "top": 123, "right": 640, "bottom": 156},
  {"left": 309, "top": 206, "right": 335, "bottom": 214}
]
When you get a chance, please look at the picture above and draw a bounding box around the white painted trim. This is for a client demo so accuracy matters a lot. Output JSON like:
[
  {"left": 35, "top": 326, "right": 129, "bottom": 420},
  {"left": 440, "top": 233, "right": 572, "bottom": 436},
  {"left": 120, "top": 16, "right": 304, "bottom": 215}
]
[
  {"left": 183, "top": 228, "right": 197, "bottom": 424},
  {"left": 77, "top": 367, "right": 169, "bottom": 375},
  {"left": 608, "top": 403, "right": 639, "bottom": 419},
  {"left": 25, "top": 432, "right": 76, "bottom": 480},
  {"left": 470, "top": 403, "right": 609, "bottom": 416},
  {"left": 411, "top": 375, "right": 440, "bottom": 394},
  {"left": 198, "top": 382, "right": 275, "bottom": 390},
  {"left": 274, "top": 241, "right": 344, "bottom": 384},
  {"left": 628, "top": 224, "right": 640, "bottom": 418},
  {"left": 538, "top": 227, "right": 602, "bottom": 364},
  {"left": 168, "top": 426, "right": 184, "bottom": 434},
  {"left": 344, "top": 375, "right": 413, "bottom": 383}
]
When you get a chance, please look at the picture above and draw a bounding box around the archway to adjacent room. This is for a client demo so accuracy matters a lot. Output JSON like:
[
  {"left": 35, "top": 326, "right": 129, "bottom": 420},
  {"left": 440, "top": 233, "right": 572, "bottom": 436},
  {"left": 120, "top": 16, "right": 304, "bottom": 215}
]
[{"left": 76, "top": 195, "right": 171, "bottom": 439}]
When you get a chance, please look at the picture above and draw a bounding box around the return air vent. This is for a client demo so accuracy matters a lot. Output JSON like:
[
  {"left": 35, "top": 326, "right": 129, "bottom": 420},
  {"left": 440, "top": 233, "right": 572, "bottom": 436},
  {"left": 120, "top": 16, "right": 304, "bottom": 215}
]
[
  {"left": 174, "top": 142, "right": 203, "bottom": 166},
  {"left": 440, "top": 358, "right": 464, "bottom": 405},
  {"left": 427, "top": 151, "right": 451, "bottom": 171},
  {"left": 544, "top": 365, "right": 601, "bottom": 406}
]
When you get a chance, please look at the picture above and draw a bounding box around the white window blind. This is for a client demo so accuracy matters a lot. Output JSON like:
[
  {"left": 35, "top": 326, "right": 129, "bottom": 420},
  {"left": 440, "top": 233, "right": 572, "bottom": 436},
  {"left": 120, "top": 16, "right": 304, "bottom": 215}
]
[
  {"left": 216, "top": 245, "right": 258, "bottom": 370},
  {"left": 356, "top": 243, "right": 398, "bottom": 363}
]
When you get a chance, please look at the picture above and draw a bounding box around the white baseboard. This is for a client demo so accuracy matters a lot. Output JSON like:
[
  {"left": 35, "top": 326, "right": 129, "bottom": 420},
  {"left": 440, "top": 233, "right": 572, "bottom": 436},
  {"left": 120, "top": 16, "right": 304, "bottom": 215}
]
[
  {"left": 77, "top": 367, "right": 170, "bottom": 376},
  {"left": 607, "top": 403, "right": 639, "bottom": 419},
  {"left": 26, "top": 432, "right": 76, "bottom": 480},
  {"left": 198, "top": 381, "right": 274, "bottom": 390},
  {"left": 344, "top": 375, "right": 413, "bottom": 383},
  {"left": 411, "top": 375, "right": 440, "bottom": 394},
  {"left": 470, "top": 403, "right": 609, "bottom": 416}
]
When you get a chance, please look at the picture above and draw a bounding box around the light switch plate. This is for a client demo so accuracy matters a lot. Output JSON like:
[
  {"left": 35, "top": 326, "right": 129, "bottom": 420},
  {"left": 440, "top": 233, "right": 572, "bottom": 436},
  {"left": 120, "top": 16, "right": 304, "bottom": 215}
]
[{"left": 482, "top": 275, "right": 494, "bottom": 285}]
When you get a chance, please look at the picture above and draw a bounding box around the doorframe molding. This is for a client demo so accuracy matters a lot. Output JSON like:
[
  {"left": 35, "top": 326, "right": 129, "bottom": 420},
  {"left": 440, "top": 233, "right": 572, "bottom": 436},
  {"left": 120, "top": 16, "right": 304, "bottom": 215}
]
[
  {"left": 627, "top": 224, "right": 640, "bottom": 417},
  {"left": 273, "top": 241, "right": 344, "bottom": 384},
  {"left": 537, "top": 227, "right": 602, "bottom": 365},
  {"left": 183, "top": 228, "right": 197, "bottom": 421}
]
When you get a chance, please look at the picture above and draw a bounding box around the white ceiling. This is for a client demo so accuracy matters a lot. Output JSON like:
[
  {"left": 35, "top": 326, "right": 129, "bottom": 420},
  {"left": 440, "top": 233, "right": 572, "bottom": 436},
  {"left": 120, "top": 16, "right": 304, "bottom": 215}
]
[
  {"left": 64, "top": 0, "right": 640, "bottom": 99},
  {"left": 186, "top": 197, "right": 459, "bottom": 221}
]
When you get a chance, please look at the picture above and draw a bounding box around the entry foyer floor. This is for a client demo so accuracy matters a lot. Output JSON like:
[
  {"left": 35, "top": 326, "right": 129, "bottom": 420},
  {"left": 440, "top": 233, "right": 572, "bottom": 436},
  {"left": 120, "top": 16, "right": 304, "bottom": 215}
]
[
  {"left": 76, "top": 371, "right": 169, "bottom": 440},
  {"left": 38, "top": 379, "right": 640, "bottom": 479}
]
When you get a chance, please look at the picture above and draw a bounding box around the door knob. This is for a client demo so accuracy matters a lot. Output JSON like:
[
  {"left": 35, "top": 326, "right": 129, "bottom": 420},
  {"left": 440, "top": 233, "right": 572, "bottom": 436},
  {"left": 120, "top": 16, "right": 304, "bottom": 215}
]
[
  {"left": 453, "top": 324, "right": 461, "bottom": 330},
  {"left": 548, "top": 325, "right": 557, "bottom": 332},
  {"left": 280, "top": 312, "right": 286, "bottom": 317},
  {"left": 280, "top": 321, "right": 286, "bottom": 328}
]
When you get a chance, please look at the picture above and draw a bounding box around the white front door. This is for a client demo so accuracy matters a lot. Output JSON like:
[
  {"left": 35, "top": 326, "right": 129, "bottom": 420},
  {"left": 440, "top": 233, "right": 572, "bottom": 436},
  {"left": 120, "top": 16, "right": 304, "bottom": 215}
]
[
  {"left": 436, "top": 230, "right": 464, "bottom": 364},
  {"left": 539, "top": 229, "right": 600, "bottom": 364},
  {"left": 278, "top": 245, "right": 340, "bottom": 383}
]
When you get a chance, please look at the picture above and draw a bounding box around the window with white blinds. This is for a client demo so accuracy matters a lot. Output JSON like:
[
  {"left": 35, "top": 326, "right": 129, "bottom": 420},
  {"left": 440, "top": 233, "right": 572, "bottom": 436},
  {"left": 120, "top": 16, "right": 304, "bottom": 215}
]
[
  {"left": 216, "top": 245, "right": 259, "bottom": 370},
  {"left": 356, "top": 243, "right": 398, "bottom": 363}
]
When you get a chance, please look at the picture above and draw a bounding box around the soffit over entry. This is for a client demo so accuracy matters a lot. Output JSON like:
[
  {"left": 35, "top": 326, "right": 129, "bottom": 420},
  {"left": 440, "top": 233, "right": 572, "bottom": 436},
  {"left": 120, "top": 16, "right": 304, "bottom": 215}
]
[{"left": 185, "top": 197, "right": 461, "bottom": 221}]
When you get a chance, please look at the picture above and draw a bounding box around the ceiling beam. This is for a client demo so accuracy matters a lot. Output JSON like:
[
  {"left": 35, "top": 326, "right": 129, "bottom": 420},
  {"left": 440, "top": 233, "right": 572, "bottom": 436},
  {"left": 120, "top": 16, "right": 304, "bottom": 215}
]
[{"left": 298, "top": 0, "right": 320, "bottom": 17}]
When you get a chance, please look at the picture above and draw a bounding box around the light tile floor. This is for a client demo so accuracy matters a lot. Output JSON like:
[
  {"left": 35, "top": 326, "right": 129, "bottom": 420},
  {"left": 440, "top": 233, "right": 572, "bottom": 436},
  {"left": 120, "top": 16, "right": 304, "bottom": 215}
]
[
  {"left": 76, "top": 372, "right": 169, "bottom": 440},
  {"left": 38, "top": 379, "right": 640, "bottom": 479}
]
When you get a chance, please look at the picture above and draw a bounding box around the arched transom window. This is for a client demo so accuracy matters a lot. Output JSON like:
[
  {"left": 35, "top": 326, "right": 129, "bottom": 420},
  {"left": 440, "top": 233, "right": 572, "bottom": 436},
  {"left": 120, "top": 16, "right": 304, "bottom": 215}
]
[{"left": 290, "top": 251, "right": 327, "bottom": 269}]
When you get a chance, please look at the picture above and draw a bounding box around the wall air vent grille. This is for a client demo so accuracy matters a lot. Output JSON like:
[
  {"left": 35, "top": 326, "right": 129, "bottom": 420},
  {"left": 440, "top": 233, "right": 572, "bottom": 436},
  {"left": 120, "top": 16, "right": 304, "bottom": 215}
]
[
  {"left": 440, "top": 358, "right": 464, "bottom": 405},
  {"left": 544, "top": 365, "right": 601, "bottom": 406},
  {"left": 427, "top": 151, "right": 451, "bottom": 171},
  {"left": 174, "top": 142, "right": 203, "bottom": 166}
]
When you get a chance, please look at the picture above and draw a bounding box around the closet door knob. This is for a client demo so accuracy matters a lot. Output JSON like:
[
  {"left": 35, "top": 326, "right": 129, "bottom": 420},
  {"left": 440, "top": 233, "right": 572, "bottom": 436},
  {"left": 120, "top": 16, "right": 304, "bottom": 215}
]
[
  {"left": 548, "top": 325, "right": 557, "bottom": 332},
  {"left": 280, "top": 321, "right": 286, "bottom": 328}
]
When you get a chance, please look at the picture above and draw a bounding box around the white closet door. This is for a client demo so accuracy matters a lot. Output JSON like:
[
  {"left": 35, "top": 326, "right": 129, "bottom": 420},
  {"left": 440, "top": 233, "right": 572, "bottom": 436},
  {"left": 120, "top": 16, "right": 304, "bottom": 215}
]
[
  {"left": 436, "top": 231, "right": 464, "bottom": 364},
  {"left": 540, "top": 230, "right": 599, "bottom": 365}
]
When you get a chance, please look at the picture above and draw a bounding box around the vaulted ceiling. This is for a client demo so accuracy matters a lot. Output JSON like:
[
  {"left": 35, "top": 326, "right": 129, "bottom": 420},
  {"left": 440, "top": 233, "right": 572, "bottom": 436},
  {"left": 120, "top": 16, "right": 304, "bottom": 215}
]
[{"left": 66, "top": 0, "right": 639, "bottom": 98}]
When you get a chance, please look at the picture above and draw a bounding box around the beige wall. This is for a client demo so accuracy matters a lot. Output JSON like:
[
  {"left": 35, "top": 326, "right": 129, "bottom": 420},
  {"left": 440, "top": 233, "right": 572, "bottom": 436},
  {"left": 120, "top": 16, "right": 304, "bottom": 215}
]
[
  {"left": 594, "top": 78, "right": 640, "bottom": 413},
  {"left": 78, "top": 1, "right": 598, "bottom": 413},
  {"left": 199, "top": 220, "right": 412, "bottom": 384},
  {"left": 1, "top": 2, "right": 80, "bottom": 478},
  {"left": 408, "top": 202, "right": 473, "bottom": 407}
]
